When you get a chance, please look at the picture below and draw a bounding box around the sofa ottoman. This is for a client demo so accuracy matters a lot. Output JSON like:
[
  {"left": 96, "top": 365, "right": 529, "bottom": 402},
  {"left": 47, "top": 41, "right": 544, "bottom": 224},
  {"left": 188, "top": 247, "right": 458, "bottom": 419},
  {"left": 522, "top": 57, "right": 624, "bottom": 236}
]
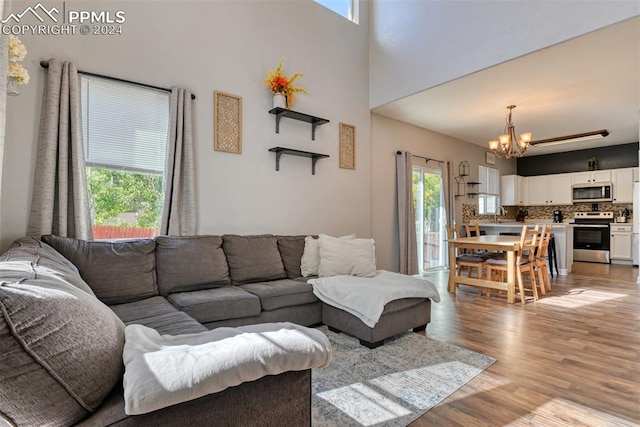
[{"left": 322, "top": 298, "right": 432, "bottom": 348}]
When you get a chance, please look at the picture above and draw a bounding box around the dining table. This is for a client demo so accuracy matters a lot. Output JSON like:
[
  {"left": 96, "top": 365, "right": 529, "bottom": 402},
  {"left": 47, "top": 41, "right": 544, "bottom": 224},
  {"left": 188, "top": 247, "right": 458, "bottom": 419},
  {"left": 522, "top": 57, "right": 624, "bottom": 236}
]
[{"left": 447, "top": 234, "right": 522, "bottom": 304}]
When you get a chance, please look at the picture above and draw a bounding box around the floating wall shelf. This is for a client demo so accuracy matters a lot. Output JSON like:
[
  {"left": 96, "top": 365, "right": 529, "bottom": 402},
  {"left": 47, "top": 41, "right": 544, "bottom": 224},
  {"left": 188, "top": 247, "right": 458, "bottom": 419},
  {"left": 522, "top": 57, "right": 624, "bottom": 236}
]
[
  {"left": 268, "top": 147, "right": 329, "bottom": 175},
  {"left": 466, "top": 182, "right": 480, "bottom": 196},
  {"left": 269, "top": 107, "right": 329, "bottom": 140}
]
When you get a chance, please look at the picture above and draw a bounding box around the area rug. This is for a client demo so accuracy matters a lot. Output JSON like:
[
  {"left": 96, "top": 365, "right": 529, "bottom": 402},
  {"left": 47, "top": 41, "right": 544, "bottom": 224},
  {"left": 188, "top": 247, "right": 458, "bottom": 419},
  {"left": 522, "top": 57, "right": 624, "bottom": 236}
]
[{"left": 312, "top": 327, "right": 496, "bottom": 426}]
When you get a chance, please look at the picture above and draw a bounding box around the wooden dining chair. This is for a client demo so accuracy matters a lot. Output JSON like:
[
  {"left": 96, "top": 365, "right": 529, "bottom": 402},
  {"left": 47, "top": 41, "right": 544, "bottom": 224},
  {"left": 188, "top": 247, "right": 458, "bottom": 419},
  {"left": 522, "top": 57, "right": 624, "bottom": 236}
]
[
  {"left": 463, "top": 223, "right": 490, "bottom": 257},
  {"left": 533, "top": 225, "right": 553, "bottom": 295},
  {"left": 446, "top": 226, "right": 488, "bottom": 294},
  {"left": 485, "top": 225, "right": 539, "bottom": 305},
  {"left": 464, "top": 224, "right": 481, "bottom": 238}
]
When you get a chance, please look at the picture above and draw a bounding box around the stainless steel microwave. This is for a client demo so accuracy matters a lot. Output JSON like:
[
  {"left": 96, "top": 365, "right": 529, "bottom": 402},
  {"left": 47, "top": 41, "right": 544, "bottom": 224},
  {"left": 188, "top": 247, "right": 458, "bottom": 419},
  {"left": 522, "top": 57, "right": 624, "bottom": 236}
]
[{"left": 571, "top": 182, "right": 613, "bottom": 203}]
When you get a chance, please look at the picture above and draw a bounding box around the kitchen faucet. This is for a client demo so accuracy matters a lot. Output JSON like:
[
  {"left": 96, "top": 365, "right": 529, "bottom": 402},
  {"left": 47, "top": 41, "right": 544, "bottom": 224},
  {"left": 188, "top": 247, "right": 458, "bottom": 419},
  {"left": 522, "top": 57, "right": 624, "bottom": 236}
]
[{"left": 494, "top": 206, "right": 506, "bottom": 223}]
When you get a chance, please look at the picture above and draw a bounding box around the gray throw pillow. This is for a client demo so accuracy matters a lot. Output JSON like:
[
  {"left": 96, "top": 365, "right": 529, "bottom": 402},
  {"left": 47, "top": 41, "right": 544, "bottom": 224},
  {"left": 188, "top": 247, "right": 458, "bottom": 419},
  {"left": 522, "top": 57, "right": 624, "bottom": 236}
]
[
  {"left": 222, "top": 235, "right": 287, "bottom": 284},
  {"left": 1, "top": 237, "right": 96, "bottom": 296},
  {"left": 277, "top": 235, "right": 309, "bottom": 279},
  {"left": 0, "top": 275, "right": 125, "bottom": 426},
  {"left": 41, "top": 235, "right": 158, "bottom": 305},
  {"left": 155, "top": 235, "right": 231, "bottom": 296}
]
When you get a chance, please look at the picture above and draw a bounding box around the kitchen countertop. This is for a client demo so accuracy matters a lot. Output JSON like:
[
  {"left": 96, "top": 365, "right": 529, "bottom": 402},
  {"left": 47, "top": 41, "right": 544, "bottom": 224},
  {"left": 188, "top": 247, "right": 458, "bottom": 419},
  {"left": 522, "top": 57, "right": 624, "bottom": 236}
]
[
  {"left": 474, "top": 221, "right": 571, "bottom": 227},
  {"left": 472, "top": 220, "right": 572, "bottom": 275}
]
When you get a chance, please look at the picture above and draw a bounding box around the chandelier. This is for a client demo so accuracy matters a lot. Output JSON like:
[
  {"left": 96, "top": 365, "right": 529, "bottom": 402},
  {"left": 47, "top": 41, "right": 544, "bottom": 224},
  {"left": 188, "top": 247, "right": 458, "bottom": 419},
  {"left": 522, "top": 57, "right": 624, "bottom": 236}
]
[{"left": 488, "top": 105, "right": 532, "bottom": 159}]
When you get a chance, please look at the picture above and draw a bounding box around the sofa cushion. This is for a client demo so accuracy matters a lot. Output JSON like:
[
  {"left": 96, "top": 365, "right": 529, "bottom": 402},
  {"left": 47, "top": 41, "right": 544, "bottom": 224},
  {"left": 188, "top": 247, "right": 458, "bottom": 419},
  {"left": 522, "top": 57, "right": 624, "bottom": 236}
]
[
  {"left": 41, "top": 235, "right": 158, "bottom": 305},
  {"left": 277, "top": 235, "right": 308, "bottom": 279},
  {"left": 155, "top": 235, "right": 231, "bottom": 296},
  {"left": 1, "top": 237, "right": 95, "bottom": 296},
  {"left": 168, "top": 286, "right": 262, "bottom": 323},
  {"left": 0, "top": 273, "right": 125, "bottom": 426},
  {"left": 109, "top": 296, "right": 207, "bottom": 335},
  {"left": 240, "top": 279, "right": 318, "bottom": 311},
  {"left": 222, "top": 235, "right": 287, "bottom": 284}
]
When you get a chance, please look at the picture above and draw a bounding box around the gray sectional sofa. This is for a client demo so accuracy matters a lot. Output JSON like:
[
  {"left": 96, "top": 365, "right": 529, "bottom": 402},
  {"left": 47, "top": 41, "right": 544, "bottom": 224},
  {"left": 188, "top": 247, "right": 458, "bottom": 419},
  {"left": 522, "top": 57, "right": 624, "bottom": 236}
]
[
  {"left": 42, "top": 234, "right": 323, "bottom": 331},
  {"left": 0, "top": 233, "right": 433, "bottom": 426}
]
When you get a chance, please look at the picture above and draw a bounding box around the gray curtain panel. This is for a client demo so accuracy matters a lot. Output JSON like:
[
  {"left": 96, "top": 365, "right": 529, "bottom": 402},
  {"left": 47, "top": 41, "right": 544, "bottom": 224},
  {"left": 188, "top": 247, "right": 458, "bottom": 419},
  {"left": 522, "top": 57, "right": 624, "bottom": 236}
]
[
  {"left": 0, "top": 0, "right": 10, "bottom": 234},
  {"left": 438, "top": 160, "right": 452, "bottom": 267},
  {"left": 161, "top": 88, "right": 196, "bottom": 236},
  {"left": 438, "top": 161, "right": 451, "bottom": 226},
  {"left": 28, "top": 59, "right": 93, "bottom": 240},
  {"left": 396, "top": 151, "right": 418, "bottom": 275}
]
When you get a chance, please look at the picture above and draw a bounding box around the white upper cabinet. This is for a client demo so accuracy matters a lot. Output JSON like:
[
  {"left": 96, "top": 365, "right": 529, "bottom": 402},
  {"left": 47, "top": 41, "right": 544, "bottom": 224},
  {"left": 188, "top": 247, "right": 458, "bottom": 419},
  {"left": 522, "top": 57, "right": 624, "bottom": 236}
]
[
  {"left": 510, "top": 168, "right": 633, "bottom": 207},
  {"left": 527, "top": 176, "right": 549, "bottom": 205},
  {"left": 612, "top": 167, "right": 634, "bottom": 203},
  {"left": 549, "top": 173, "right": 573, "bottom": 205},
  {"left": 501, "top": 175, "right": 527, "bottom": 206},
  {"left": 526, "top": 173, "right": 572, "bottom": 205},
  {"left": 572, "top": 170, "right": 612, "bottom": 184}
]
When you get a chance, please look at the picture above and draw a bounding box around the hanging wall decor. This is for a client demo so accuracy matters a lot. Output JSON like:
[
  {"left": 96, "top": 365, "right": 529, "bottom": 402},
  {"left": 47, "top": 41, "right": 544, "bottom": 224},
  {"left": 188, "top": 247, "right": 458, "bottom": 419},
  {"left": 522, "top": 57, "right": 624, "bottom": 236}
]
[
  {"left": 214, "top": 91, "right": 242, "bottom": 154},
  {"left": 339, "top": 122, "right": 356, "bottom": 170},
  {"left": 7, "top": 35, "right": 30, "bottom": 96}
]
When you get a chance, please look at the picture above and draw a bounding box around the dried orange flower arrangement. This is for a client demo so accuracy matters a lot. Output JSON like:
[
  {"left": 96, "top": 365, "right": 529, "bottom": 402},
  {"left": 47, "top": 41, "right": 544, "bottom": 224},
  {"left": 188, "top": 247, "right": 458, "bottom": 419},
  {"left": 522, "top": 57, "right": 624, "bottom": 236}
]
[{"left": 264, "top": 60, "right": 308, "bottom": 108}]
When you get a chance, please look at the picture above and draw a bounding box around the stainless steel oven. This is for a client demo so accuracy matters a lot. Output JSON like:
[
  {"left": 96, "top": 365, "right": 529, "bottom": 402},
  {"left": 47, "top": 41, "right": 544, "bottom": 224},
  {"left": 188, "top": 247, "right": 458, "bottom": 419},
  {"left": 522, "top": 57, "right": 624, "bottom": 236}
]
[{"left": 573, "top": 212, "right": 613, "bottom": 263}]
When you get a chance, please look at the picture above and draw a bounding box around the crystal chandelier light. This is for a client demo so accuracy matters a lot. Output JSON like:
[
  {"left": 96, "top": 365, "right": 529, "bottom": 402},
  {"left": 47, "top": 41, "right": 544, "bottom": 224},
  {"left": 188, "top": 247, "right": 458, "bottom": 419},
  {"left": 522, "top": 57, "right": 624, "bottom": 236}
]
[{"left": 488, "top": 105, "right": 532, "bottom": 159}]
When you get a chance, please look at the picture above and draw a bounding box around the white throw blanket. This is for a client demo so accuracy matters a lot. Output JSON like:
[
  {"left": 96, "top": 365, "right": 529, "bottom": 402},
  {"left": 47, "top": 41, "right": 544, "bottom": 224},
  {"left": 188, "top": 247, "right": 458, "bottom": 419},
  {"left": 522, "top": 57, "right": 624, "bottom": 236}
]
[
  {"left": 308, "top": 270, "right": 441, "bottom": 328},
  {"left": 122, "top": 322, "right": 332, "bottom": 415}
]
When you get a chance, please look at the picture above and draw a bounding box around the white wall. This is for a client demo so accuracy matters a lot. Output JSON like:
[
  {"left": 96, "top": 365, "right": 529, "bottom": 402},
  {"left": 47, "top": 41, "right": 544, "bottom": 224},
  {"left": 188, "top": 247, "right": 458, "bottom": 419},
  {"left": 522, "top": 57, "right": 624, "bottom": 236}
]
[
  {"left": 1, "top": 0, "right": 371, "bottom": 249},
  {"left": 371, "top": 113, "right": 516, "bottom": 271},
  {"left": 369, "top": 0, "right": 639, "bottom": 108}
]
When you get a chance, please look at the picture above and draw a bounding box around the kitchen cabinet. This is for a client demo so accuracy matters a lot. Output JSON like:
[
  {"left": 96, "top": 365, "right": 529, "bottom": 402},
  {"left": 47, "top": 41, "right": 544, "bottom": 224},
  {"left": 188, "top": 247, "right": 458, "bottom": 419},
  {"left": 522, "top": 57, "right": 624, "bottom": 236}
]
[
  {"left": 527, "top": 176, "right": 548, "bottom": 205},
  {"left": 612, "top": 167, "right": 634, "bottom": 203},
  {"left": 610, "top": 223, "right": 632, "bottom": 261},
  {"left": 527, "top": 173, "right": 572, "bottom": 205},
  {"left": 572, "top": 170, "right": 611, "bottom": 184},
  {"left": 501, "top": 175, "right": 527, "bottom": 205},
  {"left": 549, "top": 173, "right": 573, "bottom": 204}
]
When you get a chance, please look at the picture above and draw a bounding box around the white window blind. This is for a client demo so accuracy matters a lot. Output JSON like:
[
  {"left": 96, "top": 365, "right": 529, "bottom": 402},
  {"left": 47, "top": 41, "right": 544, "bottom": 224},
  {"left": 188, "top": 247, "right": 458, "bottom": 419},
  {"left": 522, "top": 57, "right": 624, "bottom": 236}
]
[
  {"left": 478, "top": 165, "right": 500, "bottom": 214},
  {"left": 81, "top": 75, "right": 170, "bottom": 173}
]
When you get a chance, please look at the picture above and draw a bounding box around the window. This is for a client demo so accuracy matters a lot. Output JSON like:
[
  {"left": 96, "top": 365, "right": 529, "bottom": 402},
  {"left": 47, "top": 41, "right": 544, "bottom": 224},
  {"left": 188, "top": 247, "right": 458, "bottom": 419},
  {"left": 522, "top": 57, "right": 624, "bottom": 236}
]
[
  {"left": 80, "top": 75, "right": 170, "bottom": 239},
  {"left": 478, "top": 165, "right": 500, "bottom": 215},
  {"left": 314, "top": 0, "right": 359, "bottom": 23}
]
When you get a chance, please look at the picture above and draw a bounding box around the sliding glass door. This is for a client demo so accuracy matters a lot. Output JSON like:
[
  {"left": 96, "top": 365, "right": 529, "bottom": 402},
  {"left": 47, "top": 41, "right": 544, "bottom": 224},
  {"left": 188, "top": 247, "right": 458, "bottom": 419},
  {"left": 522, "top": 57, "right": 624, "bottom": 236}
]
[{"left": 413, "top": 165, "right": 446, "bottom": 273}]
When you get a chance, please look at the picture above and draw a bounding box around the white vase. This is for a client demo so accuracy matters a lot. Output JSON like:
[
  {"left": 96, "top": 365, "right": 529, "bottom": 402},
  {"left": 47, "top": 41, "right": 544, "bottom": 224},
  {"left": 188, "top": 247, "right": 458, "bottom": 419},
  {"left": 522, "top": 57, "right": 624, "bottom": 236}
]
[
  {"left": 273, "top": 93, "right": 287, "bottom": 109},
  {"left": 6, "top": 78, "right": 20, "bottom": 96}
]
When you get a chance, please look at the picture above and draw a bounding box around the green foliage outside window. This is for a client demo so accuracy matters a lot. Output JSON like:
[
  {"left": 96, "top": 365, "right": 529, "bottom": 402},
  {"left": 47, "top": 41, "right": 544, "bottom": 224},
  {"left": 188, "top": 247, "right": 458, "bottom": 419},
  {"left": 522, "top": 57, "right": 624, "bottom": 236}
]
[
  {"left": 86, "top": 167, "right": 163, "bottom": 229},
  {"left": 413, "top": 171, "right": 441, "bottom": 231}
]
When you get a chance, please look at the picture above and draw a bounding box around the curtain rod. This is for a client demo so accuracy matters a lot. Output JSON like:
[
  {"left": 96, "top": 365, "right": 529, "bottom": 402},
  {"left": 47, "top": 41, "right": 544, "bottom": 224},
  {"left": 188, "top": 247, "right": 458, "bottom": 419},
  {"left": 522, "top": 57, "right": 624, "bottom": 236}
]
[
  {"left": 39, "top": 60, "right": 196, "bottom": 100},
  {"left": 396, "top": 150, "right": 445, "bottom": 164}
]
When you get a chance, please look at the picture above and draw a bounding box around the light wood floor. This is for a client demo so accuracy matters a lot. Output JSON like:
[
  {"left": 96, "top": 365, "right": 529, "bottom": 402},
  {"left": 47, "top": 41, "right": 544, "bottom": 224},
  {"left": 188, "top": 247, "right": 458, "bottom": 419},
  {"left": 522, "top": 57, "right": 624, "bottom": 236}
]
[{"left": 411, "top": 263, "right": 640, "bottom": 427}]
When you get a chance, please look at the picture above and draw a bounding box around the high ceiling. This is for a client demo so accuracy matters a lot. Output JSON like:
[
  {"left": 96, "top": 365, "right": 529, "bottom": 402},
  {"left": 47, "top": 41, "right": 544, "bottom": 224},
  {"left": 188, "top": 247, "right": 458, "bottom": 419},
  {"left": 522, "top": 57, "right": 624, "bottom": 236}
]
[{"left": 372, "top": 17, "right": 639, "bottom": 157}]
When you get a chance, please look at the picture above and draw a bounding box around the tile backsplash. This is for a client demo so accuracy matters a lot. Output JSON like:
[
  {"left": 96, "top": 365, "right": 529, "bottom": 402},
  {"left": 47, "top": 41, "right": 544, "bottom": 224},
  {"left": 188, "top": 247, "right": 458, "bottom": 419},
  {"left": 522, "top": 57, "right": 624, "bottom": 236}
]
[{"left": 462, "top": 202, "right": 633, "bottom": 224}]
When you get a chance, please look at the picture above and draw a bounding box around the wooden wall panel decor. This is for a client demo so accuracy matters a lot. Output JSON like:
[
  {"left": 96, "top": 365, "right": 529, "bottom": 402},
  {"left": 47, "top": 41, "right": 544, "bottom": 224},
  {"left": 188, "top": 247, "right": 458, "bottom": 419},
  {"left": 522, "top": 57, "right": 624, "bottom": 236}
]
[
  {"left": 214, "top": 91, "right": 242, "bottom": 154},
  {"left": 339, "top": 122, "right": 356, "bottom": 170}
]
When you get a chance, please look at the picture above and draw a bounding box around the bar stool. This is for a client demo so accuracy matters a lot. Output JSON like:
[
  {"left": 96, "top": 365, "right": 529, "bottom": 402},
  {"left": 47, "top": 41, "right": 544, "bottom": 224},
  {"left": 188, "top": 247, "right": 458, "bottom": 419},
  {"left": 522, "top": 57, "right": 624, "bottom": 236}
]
[
  {"left": 545, "top": 233, "right": 558, "bottom": 293},
  {"left": 547, "top": 233, "right": 559, "bottom": 278}
]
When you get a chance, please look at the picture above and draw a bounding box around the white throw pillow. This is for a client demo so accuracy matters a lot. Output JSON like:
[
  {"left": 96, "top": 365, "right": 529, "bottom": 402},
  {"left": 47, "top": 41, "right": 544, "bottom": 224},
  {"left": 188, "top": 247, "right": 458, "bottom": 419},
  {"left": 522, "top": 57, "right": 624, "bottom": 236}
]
[
  {"left": 300, "top": 234, "right": 355, "bottom": 277},
  {"left": 317, "top": 234, "right": 377, "bottom": 278}
]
